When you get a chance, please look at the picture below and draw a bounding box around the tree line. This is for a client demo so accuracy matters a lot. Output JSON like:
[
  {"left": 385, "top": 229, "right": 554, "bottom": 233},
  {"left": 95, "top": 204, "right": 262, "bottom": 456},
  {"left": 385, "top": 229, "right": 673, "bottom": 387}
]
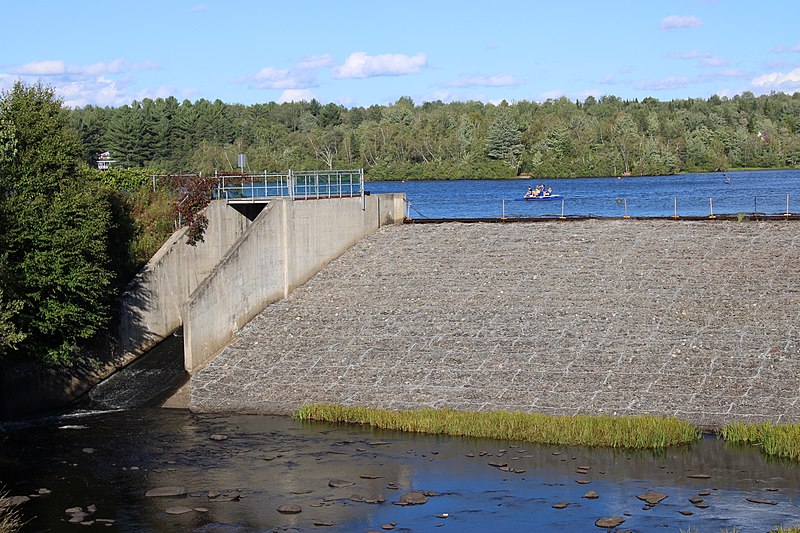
[
  {"left": 69, "top": 91, "right": 800, "bottom": 180},
  {"left": 3, "top": 80, "right": 800, "bottom": 364}
]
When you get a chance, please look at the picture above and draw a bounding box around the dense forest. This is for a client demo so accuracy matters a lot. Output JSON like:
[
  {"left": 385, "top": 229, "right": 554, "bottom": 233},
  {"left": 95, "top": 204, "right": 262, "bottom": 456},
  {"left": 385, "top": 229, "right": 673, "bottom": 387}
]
[
  {"left": 69, "top": 91, "right": 800, "bottom": 180},
  {"left": 3, "top": 81, "right": 800, "bottom": 364}
]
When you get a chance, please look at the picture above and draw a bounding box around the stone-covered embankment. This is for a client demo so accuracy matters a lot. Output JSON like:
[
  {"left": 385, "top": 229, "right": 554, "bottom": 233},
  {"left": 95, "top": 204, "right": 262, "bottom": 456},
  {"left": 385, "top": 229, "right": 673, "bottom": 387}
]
[{"left": 191, "top": 220, "right": 800, "bottom": 428}]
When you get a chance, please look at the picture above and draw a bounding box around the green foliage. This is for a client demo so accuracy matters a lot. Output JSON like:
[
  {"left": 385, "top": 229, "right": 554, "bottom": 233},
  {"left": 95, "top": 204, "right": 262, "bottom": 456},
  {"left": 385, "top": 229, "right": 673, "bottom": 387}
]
[
  {"left": 722, "top": 421, "right": 800, "bottom": 461},
  {"left": 1, "top": 183, "right": 115, "bottom": 362},
  {"left": 0, "top": 288, "right": 26, "bottom": 355},
  {"left": 0, "top": 82, "right": 127, "bottom": 363},
  {"left": 68, "top": 91, "right": 800, "bottom": 180},
  {"left": 0, "top": 82, "right": 82, "bottom": 195}
]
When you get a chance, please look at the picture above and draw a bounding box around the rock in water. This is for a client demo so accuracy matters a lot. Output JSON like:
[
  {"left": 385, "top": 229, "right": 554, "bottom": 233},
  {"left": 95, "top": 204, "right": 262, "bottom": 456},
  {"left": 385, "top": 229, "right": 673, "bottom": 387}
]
[
  {"left": 595, "top": 516, "right": 625, "bottom": 528},
  {"left": 145, "top": 486, "right": 186, "bottom": 497},
  {"left": 399, "top": 492, "right": 429, "bottom": 505},
  {"left": 165, "top": 506, "right": 193, "bottom": 515},
  {"left": 637, "top": 491, "right": 668, "bottom": 505},
  {"left": 328, "top": 479, "right": 355, "bottom": 488},
  {"left": 277, "top": 504, "right": 302, "bottom": 514}
]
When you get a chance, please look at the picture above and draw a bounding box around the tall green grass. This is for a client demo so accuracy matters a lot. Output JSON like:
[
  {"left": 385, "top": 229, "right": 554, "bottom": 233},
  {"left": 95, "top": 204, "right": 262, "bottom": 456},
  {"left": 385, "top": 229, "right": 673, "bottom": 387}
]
[
  {"left": 722, "top": 421, "right": 800, "bottom": 461},
  {"left": 294, "top": 404, "right": 700, "bottom": 449}
]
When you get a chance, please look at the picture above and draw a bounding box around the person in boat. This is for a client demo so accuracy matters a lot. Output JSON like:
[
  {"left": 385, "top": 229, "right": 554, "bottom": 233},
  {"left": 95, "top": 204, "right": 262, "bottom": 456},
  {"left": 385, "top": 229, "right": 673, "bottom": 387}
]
[
  {"left": 525, "top": 186, "right": 534, "bottom": 198},
  {"left": 544, "top": 187, "right": 552, "bottom": 197}
]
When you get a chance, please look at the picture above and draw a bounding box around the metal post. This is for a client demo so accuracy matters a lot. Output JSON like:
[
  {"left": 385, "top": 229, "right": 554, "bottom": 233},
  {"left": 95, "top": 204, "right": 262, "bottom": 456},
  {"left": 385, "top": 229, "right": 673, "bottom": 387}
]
[
  {"left": 673, "top": 196, "right": 678, "bottom": 219},
  {"left": 623, "top": 197, "right": 630, "bottom": 219},
  {"left": 360, "top": 169, "right": 366, "bottom": 211},
  {"left": 754, "top": 196, "right": 757, "bottom": 214},
  {"left": 709, "top": 197, "right": 716, "bottom": 219},
  {"left": 501, "top": 199, "right": 506, "bottom": 220},
  {"left": 560, "top": 198, "right": 566, "bottom": 220},
  {"left": 786, "top": 193, "right": 791, "bottom": 217}
]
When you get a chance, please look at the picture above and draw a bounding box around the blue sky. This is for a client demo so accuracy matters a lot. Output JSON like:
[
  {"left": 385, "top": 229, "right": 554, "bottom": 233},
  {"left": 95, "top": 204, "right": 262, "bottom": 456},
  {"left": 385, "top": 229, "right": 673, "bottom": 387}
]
[{"left": 2, "top": 1, "right": 799, "bottom": 108}]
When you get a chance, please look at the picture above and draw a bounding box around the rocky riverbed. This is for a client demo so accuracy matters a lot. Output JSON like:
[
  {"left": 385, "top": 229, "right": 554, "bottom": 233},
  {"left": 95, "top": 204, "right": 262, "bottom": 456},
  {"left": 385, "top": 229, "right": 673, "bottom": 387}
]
[
  {"left": 1, "top": 409, "right": 799, "bottom": 532},
  {"left": 191, "top": 220, "right": 800, "bottom": 428}
]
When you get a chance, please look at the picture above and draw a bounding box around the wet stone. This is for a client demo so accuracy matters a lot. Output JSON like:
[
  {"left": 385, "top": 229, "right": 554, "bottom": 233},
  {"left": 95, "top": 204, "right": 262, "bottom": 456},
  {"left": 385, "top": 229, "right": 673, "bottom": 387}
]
[
  {"left": 209, "top": 434, "right": 228, "bottom": 441},
  {"left": 583, "top": 491, "right": 599, "bottom": 499},
  {"left": 637, "top": 491, "right": 668, "bottom": 505},
  {"left": 1, "top": 496, "right": 30, "bottom": 507},
  {"left": 679, "top": 510, "right": 693, "bottom": 516},
  {"left": 595, "top": 516, "right": 625, "bottom": 528},
  {"left": 746, "top": 497, "right": 778, "bottom": 505},
  {"left": 688, "top": 497, "right": 703, "bottom": 504},
  {"left": 277, "top": 503, "right": 302, "bottom": 514},
  {"left": 165, "top": 506, "right": 193, "bottom": 515},
  {"left": 399, "top": 492, "right": 429, "bottom": 505},
  {"left": 329, "top": 479, "right": 355, "bottom": 488},
  {"left": 314, "top": 520, "right": 334, "bottom": 526},
  {"left": 145, "top": 486, "right": 186, "bottom": 498},
  {"left": 687, "top": 474, "right": 711, "bottom": 479},
  {"left": 552, "top": 502, "right": 569, "bottom": 509}
]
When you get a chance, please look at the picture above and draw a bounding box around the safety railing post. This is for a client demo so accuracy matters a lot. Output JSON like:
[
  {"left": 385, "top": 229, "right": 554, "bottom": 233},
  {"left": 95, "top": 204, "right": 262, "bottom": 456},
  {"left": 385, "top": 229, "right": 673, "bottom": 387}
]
[{"left": 709, "top": 197, "right": 716, "bottom": 219}]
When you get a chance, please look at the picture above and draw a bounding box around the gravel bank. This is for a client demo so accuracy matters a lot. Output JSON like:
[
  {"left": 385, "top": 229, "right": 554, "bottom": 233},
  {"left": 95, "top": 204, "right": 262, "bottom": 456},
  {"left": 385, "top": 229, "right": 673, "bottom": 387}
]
[{"left": 191, "top": 220, "right": 800, "bottom": 428}]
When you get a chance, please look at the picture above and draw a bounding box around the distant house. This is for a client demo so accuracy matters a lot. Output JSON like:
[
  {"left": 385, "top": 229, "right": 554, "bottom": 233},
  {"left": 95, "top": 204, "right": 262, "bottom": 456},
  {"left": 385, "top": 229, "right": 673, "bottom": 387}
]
[{"left": 97, "top": 151, "right": 116, "bottom": 170}]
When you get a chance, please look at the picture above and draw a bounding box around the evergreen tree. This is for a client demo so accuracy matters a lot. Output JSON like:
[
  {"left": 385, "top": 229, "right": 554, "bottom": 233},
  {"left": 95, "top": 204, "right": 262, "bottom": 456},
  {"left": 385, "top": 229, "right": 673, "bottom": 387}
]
[{"left": 485, "top": 108, "right": 523, "bottom": 170}]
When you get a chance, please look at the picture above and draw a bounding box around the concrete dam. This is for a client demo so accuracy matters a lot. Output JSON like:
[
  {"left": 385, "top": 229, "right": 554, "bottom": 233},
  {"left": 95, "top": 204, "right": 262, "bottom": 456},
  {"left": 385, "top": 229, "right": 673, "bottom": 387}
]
[{"left": 188, "top": 217, "right": 800, "bottom": 428}]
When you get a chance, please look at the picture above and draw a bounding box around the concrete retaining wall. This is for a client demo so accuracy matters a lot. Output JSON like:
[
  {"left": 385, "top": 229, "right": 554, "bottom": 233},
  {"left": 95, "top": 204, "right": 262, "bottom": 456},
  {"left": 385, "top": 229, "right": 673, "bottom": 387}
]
[
  {"left": 116, "top": 200, "right": 252, "bottom": 360},
  {"left": 184, "top": 193, "right": 406, "bottom": 371}
]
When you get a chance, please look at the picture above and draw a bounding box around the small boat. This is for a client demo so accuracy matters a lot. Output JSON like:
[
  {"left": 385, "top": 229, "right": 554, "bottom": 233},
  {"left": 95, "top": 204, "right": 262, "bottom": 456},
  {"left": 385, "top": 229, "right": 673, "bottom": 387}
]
[{"left": 515, "top": 194, "right": 563, "bottom": 201}]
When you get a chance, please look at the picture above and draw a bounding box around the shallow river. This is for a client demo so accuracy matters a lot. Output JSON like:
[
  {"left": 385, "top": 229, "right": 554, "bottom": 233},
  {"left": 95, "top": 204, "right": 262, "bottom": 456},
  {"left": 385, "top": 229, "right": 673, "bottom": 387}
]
[{"left": 2, "top": 409, "right": 799, "bottom": 532}]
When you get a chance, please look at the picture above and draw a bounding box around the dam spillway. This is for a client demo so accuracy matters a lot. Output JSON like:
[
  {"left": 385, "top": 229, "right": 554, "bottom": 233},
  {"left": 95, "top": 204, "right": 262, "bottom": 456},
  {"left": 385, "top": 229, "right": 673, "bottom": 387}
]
[{"left": 190, "top": 219, "right": 800, "bottom": 428}]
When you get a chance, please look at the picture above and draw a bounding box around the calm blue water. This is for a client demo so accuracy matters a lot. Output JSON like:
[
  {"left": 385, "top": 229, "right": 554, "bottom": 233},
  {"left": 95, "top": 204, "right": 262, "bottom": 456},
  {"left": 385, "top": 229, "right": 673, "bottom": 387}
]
[{"left": 365, "top": 170, "right": 800, "bottom": 219}]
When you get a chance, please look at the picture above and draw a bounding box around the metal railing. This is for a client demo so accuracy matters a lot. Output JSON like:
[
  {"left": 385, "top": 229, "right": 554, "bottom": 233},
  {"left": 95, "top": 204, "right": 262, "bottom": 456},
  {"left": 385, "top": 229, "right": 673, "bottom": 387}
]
[{"left": 215, "top": 169, "right": 364, "bottom": 202}]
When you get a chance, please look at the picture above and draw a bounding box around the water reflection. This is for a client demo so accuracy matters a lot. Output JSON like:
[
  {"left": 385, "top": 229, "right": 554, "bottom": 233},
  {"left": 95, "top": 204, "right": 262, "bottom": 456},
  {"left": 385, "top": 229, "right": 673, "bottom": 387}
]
[{"left": 2, "top": 410, "right": 799, "bottom": 532}]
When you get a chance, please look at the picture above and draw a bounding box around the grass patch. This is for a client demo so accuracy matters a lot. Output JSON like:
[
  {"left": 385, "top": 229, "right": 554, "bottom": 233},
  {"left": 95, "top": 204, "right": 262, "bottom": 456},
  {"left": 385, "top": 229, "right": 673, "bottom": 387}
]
[
  {"left": 0, "top": 488, "right": 24, "bottom": 533},
  {"left": 722, "top": 421, "right": 800, "bottom": 461},
  {"left": 293, "top": 404, "right": 701, "bottom": 449}
]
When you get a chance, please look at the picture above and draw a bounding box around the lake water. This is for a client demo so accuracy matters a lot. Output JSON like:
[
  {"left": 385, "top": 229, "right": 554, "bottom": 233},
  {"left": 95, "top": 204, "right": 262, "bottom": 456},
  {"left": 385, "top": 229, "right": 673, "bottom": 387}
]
[
  {"left": 366, "top": 169, "right": 800, "bottom": 219},
  {"left": 2, "top": 409, "right": 800, "bottom": 532}
]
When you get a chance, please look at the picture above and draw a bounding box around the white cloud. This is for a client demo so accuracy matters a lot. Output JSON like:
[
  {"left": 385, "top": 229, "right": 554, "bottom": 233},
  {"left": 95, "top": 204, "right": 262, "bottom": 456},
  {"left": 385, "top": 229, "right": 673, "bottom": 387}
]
[
  {"left": 445, "top": 75, "right": 523, "bottom": 88},
  {"left": 635, "top": 76, "right": 692, "bottom": 90},
  {"left": 16, "top": 60, "right": 66, "bottom": 75},
  {"left": 251, "top": 67, "right": 307, "bottom": 89},
  {"left": 296, "top": 54, "right": 334, "bottom": 70},
  {"left": 333, "top": 52, "right": 427, "bottom": 79},
  {"left": 774, "top": 43, "right": 800, "bottom": 53},
  {"left": 751, "top": 68, "right": 800, "bottom": 91},
  {"left": 278, "top": 89, "right": 315, "bottom": 103},
  {"left": 660, "top": 15, "right": 702, "bottom": 30},
  {"left": 58, "top": 77, "right": 129, "bottom": 108},
  {"left": 671, "top": 50, "right": 708, "bottom": 60},
  {"left": 244, "top": 55, "right": 332, "bottom": 90},
  {"left": 671, "top": 50, "right": 727, "bottom": 67},
  {"left": 4, "top": 59, "right": 162, "bottom": 107}
]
